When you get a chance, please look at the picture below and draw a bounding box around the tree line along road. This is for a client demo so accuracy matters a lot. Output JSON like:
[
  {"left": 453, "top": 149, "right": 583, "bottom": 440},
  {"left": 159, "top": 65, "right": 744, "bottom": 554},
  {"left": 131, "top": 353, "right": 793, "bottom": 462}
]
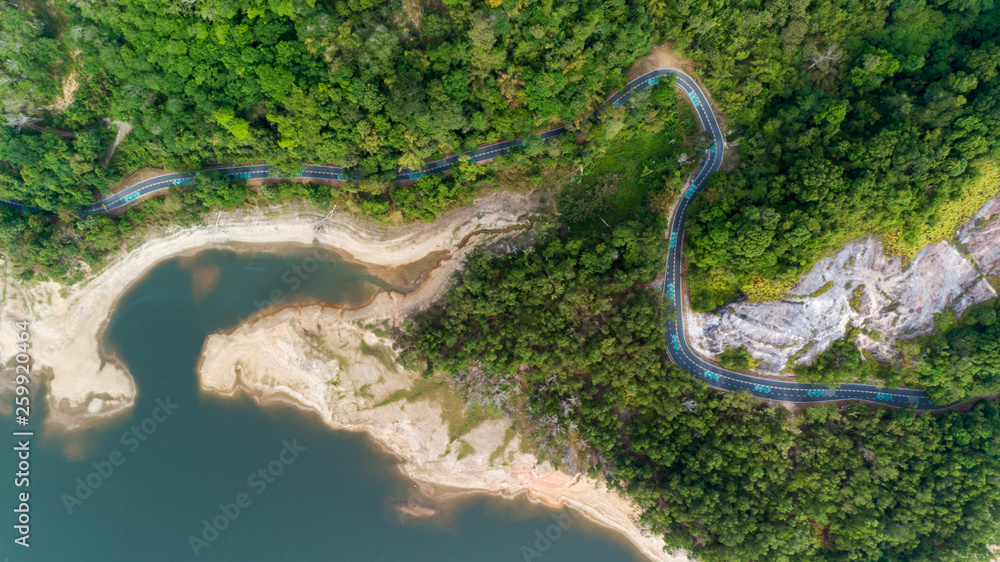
[{"left": 4, "top": 68, "right": 960, "bottom": 410}]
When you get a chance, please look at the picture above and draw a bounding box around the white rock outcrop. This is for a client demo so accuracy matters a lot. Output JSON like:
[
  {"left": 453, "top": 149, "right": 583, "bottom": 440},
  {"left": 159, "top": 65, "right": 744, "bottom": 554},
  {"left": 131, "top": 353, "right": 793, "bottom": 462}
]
[{"left": 687, "top": 195, "right": 1000, "bottom": 374}]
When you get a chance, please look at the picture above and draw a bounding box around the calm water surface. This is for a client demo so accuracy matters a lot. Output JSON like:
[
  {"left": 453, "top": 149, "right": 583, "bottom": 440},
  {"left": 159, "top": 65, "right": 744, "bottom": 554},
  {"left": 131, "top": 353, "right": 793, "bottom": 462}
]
[{"left": 2, "top": 247, "right": 643, "bottom": 561}]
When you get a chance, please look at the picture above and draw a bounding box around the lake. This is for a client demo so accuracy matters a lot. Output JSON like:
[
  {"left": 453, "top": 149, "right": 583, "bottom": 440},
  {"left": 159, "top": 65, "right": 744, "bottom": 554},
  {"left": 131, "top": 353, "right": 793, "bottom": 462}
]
[{"left": 2, "top": 247, "right": 644, "bottom": 561}]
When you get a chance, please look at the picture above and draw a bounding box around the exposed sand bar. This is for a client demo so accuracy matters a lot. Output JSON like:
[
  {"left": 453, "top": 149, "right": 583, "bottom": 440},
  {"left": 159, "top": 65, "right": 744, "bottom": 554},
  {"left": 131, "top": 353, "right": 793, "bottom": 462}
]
[
  {"left": 198, "top": 304, "right": 683, "bottom": 562},
  {"left": 0, "top": 191, "right": 543, "bottom": 429}
]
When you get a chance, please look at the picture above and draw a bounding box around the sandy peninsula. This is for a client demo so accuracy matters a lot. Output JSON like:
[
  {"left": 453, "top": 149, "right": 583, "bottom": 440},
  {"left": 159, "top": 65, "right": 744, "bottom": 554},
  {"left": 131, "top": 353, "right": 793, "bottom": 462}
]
[
  {"left": 0, "top": 190, "right": 541, "bottom": 428},
  {"left": 197, "top": 299, "right": 682, "bottom": 562}
]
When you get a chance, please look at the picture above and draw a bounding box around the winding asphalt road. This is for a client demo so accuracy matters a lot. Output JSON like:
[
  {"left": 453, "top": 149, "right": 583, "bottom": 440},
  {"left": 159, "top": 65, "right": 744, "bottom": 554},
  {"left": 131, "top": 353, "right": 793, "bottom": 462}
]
[
  {"left": 8, "top": 68, "right": 956, "bottom": 410},
  {"left": 656, "top": 71, "right": 957, "bottom": 411}
]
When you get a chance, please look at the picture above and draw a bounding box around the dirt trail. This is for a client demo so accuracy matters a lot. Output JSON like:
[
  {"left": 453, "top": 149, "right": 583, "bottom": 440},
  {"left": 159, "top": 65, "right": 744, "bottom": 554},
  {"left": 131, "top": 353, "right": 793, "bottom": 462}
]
[
  {"left": 100, "top": 120, "right": 133, "bottom": 168},
  {"left": 627, "top": 44, "right": 696, "bottom": 80},
  {"left": 38, "top": 50, "right": 82, "bottom": 113}
]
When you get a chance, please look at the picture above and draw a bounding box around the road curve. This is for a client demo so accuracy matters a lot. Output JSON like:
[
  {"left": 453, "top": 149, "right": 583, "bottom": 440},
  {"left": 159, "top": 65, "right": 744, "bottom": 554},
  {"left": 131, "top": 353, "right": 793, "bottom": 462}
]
[
  {"left": 8, "top": 68, "right": 956, "bottom": 410},
  {"left": 657, "top": 71, "right": 957, "bottom": 411}
]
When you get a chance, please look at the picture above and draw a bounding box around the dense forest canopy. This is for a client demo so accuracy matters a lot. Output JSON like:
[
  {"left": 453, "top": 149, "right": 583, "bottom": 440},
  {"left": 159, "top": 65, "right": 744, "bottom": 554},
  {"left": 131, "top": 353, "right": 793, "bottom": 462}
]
[
  {"left": 658, "top": 0, "right": 1000, "bottom": 307},
  {"left": 2, "top": 1, "right": 1000, "bottom": 560},
  {"left": 0, "top": 0, "right": 650, "bottom": 211},
  {"left": 401, "top": 1, "right": 1000, "bottom": 559},
  {"left": 787, "top": 299, "right": 1000, "bottom": 406},
  {"left": 0, "top": 0, "right": 657, "bottom": 280},
  {"left": 408, "top": 207, "right": 1000, "bottom": 562},
  {"left": 907, "top": 299, "right": 1000, "bottom": 404}
]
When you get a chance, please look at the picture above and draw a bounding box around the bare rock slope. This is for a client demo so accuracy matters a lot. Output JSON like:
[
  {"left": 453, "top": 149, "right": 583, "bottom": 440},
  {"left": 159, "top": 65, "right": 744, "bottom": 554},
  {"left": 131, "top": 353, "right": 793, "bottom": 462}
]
[
  {"left": 959, "top": 196, "right": 1000, "bottom": 275},
  {"left": 688, "top": 195, "right": 1000, "bottom": 375}
]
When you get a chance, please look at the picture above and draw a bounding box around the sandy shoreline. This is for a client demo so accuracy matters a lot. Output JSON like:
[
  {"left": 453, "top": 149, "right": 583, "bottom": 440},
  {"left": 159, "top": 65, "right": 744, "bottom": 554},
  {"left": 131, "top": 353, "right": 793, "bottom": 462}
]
[
  {"left": 0, "top": 191, "right": 540, "bottom": 428},
  {"left": 198, "top": 306, "right": 682, "bottom": 562},
  {"left": 0, "top": 190, "right": 684, "bottom": 560}
]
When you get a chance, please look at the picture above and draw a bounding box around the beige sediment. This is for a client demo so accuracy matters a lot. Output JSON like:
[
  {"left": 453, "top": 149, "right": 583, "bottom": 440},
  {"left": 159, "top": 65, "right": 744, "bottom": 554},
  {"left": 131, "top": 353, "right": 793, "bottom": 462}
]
[
  {"left": 0, "top": 191, "right": 542, "bottom": 430},
  {"left": 197, "top": 305, "right": 684, "bottom": 562}
]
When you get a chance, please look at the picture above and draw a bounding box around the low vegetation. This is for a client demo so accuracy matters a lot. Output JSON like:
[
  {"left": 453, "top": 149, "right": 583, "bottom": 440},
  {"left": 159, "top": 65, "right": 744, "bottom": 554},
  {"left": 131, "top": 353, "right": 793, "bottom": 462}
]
[
  {"left": 488, "top": 428, "right": 516, "bottom": 467},
  {"left": 374, "top": 372, "right": 501, "bottom": 443},
  {"left": 717, "top": 345, "right": 759, "bottom": 371},
  {"left": 359, "top": 340, "right": 397, "bottom": 372},
  {"left": 792, "top": 280, "right": 834, "bottom": 299},
  {"left": 455, "top": 440, "right": 475, "bottom": 461},
  {"left": 848, "top": 284, "right": 866, "bottom": 314},
  {"left": 788, "top": 298, "right": 1000, "bottom": 404}
]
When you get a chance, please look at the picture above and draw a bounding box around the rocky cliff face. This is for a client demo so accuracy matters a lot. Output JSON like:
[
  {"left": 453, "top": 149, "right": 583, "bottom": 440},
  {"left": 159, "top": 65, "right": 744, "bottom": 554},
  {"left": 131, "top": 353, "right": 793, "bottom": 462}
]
[
  {"left": 687, "top": 195, "right": 1000, "bottom": 375},
  {"left": 959, "top": 196, "right": 1000, "bottom": 276}
]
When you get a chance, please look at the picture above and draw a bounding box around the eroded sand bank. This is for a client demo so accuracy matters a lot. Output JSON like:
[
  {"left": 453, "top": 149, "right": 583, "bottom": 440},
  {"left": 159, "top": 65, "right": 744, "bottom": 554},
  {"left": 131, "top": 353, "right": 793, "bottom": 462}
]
[
  {"left": 198, "top": 307, "right": 682, "bottom": 562},
  {"left": 0, "top": 191, "right": 542, "bottom": 429}
]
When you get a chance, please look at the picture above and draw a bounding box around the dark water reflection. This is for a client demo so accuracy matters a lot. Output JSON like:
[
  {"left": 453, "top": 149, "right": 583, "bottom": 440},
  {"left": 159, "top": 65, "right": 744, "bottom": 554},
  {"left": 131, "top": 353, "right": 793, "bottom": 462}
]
[{"left": 2, "top": 248, "right": 643, "bottom": 561}]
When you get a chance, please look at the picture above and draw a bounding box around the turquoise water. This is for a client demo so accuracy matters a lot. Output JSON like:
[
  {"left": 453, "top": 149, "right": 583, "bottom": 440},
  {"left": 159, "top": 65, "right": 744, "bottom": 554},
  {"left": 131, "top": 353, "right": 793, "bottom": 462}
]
[{"left": 2, "top": 247, "right": 644, "bottom": 561}]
